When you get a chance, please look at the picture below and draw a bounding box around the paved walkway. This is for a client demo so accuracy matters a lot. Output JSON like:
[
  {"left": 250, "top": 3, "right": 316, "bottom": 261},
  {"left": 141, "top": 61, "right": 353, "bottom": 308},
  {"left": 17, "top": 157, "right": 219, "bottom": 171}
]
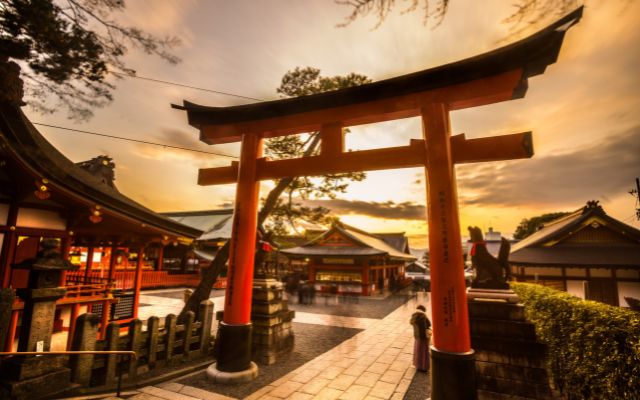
[
  {"left": 138, "top": 290, "right": 387, "bottom": 331},
  {"left": 125, "top": 291, "right": 430, "bottom": 400}
]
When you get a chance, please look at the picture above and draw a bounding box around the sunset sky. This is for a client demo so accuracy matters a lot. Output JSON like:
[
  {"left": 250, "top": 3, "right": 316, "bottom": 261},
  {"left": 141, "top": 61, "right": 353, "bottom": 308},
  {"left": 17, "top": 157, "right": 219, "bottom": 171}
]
[{"left": 24, "top": 0, "right": 640, "bottom": 249}]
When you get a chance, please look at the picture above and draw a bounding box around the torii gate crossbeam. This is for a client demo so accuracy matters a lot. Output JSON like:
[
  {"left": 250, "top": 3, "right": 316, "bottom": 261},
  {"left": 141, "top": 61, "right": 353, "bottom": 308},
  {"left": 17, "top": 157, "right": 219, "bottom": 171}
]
[{"left": 175, "top": 8, "right": 582, "bottom": 399}]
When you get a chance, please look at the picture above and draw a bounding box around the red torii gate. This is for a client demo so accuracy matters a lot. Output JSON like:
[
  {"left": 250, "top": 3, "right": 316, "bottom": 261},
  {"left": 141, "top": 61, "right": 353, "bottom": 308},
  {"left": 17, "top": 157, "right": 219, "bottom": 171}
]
[{"left": 176, "top": 8, "right": 581, "bottom": 398}]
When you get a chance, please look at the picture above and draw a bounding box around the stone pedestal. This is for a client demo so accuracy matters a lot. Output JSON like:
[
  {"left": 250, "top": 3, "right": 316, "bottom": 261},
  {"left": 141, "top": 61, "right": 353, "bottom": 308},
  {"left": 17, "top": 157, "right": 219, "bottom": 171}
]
[
  {"left": 468, "top": 288, "right": 558, "bottom": 400},
  {"left": 16, "top": 287, "right": 65, "bottom": 352},
  {"left": 251, "top": 278, "right": 295, "bottom": 365},
  {"left": 0, "top": 288, "right": 15, "bottom": 349},
  {"left": 0, "top": 239, "right": 76, "bottom": 399}
]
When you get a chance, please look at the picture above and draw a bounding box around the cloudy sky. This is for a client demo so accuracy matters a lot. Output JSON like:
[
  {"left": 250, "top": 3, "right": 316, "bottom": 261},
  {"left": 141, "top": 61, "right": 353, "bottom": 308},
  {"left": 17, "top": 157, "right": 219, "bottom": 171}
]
[{"left": 25, "top": 0, "right": 640, "bottom": 248}]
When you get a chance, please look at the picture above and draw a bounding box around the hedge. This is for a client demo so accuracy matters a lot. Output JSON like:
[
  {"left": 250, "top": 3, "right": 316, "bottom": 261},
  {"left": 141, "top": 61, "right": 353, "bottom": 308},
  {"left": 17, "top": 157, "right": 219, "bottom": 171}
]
[{"left": 511, "top": 282, "right": 640, "bottom": 400}]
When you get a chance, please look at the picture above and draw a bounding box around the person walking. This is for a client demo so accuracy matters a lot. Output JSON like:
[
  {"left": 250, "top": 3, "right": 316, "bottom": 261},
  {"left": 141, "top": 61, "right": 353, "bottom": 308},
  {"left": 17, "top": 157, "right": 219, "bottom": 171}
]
[{"left": 410, "top": 304, "right": 432, "bottom": 372}]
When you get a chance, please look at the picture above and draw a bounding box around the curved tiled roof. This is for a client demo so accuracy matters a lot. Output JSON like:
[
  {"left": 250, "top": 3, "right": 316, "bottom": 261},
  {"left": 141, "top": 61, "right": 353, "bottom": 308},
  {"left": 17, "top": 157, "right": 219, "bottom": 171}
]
[
  {"left": 282, "top": 224, "right": 415, "bottom": 261},
  {"left": 510, "top": 202, "right": 640, "bottom": 267},
  {"left": 0, "top": 103, "right": 203, "bottom": 239}
]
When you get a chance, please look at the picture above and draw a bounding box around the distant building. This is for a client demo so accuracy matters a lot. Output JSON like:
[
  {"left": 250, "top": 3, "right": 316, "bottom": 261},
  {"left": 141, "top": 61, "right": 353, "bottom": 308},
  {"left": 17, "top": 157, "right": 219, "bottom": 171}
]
[
  {"left": 281, "top": 223, "right": 415, "bottom": 295},
  {"left": 162, "top": 209, "right": 233, "bottom": 266},
  {"left": 509, "top": 201, "right": 640, "bottom": 307},
  {"left": 162, "top": 209, "right": 234, "bottom": 288}
]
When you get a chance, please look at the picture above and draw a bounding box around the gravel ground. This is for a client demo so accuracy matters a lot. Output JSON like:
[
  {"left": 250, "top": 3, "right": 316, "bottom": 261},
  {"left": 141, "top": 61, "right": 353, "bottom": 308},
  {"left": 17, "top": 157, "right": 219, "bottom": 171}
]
[
  {"left": 404, "top": 369, "right": 431, "bottom": 400},
  {"left": 287, "top": 292, "right": 412, "bottom": 319},
  {"left": 177, "top": 322, "right": 362, "bottom": 399}
]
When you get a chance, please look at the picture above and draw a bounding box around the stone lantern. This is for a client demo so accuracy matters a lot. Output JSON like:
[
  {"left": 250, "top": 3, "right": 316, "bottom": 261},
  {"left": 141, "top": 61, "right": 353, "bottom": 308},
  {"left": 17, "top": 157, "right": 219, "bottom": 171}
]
[
  {"left": 13, "top": 238, "right": 77, "bottom": 352},
  {"left": 0, "top": 238, "right": 78, "bottom": 399}
]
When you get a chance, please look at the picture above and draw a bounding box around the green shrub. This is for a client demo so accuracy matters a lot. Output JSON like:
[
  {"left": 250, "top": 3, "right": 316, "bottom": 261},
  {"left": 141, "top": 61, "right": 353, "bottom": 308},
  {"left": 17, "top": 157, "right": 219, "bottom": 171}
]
[{"left": 511, "top": 282, "right": 640, "bottom": 400}]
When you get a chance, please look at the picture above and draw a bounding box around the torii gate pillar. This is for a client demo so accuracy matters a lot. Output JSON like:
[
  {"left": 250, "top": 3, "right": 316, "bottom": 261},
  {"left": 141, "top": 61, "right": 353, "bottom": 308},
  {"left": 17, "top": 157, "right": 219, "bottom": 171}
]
[
  {"left": 423, "top": 103, "right": 476, "bottom": 399},
  {"left": 206, "top": 134, "right": 261, "bottom": 382}
]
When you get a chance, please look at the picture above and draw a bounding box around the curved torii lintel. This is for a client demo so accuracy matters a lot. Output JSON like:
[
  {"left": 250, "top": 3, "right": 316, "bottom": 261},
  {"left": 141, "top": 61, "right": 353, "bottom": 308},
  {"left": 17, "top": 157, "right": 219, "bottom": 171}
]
[{"left": 174, "top": 7, "right": 582, "bottom": 144}]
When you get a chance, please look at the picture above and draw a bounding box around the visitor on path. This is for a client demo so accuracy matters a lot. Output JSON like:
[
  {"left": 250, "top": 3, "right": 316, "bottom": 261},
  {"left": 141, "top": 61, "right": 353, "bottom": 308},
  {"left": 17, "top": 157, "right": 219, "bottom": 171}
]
[{"left": 410, "top": 304, "right": 432, "bottom": 372}]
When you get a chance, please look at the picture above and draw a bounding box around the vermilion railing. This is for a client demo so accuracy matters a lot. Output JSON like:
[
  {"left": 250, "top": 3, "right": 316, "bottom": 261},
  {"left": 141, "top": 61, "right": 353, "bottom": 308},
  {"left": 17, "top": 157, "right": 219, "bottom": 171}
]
[{"left": 65, "top": 270, "right": 203, "bottom": 290}]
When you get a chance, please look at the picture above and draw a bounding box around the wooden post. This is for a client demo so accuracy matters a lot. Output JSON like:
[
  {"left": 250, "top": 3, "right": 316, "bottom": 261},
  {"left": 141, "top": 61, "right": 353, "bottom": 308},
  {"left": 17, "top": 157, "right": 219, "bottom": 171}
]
[
  {"left": 147, "top": 316, "right": 159, "bottom": 368},
  {"left": 66, "top": 303, "right": 81, "bottom": 351},
  {"left": 156, "top": 245, "right": 164, "bottom": 271},
  {"left": 84, "top": 245, "right": 94, "bottom": 283},
  {"left": 59, "top": 235, "right": 71, "bottom": 286},
  {"left": 108, "top": 245, "right": 117, "bottom": 282},
  {"left": 0, "top": 203, "right": 18, "bottom": 288},
  {"left": 320, "top": 123, "right": 344, "bottom": 156},
  {"left": 215, "top": 133, "right": 261, "bottom": 375},
  {"left": 422, "top": 103, "right": 476, "bottom": 400},
  {"left": 3, "top": 307, "right": 18, "bottom": 352},
  {"left": 132, "top": 245, "right": 144, "bottom": 319},
  {"left": 99, "top": 300, "right": 110, "bottom": 338}
]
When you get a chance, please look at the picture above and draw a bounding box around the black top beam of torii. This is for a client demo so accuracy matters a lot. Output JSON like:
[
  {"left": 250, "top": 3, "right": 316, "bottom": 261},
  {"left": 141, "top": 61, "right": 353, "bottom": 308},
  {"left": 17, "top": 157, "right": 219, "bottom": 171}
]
[{"left": 174, "top": 7, "right": 583, "bottom": 146}]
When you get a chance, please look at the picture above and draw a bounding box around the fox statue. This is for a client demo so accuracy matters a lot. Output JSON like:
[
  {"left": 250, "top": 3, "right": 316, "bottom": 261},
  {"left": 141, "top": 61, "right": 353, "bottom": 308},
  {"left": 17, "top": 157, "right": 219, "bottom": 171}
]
[{"left": 468, "top": 226, "right": 511, "bottom": 289}]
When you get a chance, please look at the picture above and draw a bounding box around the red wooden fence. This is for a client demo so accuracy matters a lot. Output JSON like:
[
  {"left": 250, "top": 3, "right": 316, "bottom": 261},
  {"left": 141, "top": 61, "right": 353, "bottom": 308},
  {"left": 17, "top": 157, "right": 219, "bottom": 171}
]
[{"left": 65, "top": 270, "right": 204, "bottom": 290}]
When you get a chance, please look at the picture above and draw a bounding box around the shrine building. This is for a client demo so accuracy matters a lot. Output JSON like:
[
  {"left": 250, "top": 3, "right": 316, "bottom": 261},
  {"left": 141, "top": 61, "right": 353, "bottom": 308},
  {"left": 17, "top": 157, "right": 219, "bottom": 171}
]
[
  {"left": 509, "top": 201, "right": 640, "bottom": 307},
  {"left": 281, "top": 223, "right": 415, "bottom": 295},
  {"left": 0, "top": 104, "right": 203, "bottom": 350}
]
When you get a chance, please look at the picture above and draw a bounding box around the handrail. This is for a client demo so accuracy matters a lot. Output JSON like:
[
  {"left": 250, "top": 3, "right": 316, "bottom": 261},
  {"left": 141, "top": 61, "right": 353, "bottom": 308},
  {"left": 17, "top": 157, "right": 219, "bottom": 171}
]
[
  {"left": 0, "top": 350, "right": 136, "bottom": 358},
  {"left": 0, "top": 350, "right": 137, "bottom": 397}
]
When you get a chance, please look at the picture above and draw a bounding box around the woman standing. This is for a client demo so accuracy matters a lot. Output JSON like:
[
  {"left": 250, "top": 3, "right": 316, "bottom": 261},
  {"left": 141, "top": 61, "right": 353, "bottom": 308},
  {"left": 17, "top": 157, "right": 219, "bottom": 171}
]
[{"left": 410, "top": 304, "right": 432, "bottom": 372}]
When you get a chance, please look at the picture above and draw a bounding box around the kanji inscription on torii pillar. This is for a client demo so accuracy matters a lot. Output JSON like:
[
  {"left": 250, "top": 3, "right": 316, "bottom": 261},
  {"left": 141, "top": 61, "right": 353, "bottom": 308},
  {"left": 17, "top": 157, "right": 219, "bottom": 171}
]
[{"left": 175, "top": 8, "right": 582, "bottom": 399}]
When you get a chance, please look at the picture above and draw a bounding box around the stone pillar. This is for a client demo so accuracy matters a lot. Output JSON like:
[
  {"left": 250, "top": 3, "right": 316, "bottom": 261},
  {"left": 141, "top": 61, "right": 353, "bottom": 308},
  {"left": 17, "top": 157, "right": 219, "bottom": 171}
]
[
  {"left": 468, "top": 293, "right": 557, "bottom": 399},
  {"left": 69, "top": 313, "right": 100, "bottom": 385},
  {"left": 250, "top": 278, "right": 295, "bottom": 365},
  {"left": 198, "top": 300, "right": 214, "bottom": 355}
]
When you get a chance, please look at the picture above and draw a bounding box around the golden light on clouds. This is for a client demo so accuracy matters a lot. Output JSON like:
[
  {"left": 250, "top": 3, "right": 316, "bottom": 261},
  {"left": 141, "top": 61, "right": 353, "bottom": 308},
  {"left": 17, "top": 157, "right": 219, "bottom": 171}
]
[{"left": 27, "top": 0, "right": 640, "bottom": 249}]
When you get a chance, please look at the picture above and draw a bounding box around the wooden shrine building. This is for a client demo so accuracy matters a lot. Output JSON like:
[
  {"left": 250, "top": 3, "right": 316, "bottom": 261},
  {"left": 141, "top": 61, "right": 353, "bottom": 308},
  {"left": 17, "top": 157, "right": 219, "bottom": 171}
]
[
  {"left": 0, "top": 103, "right": 203, "bottom": 351},
  {"left": 510, "top": 201, "right": 640, "bottom": 307},
  {"left": 281, "top": 224, "right": 415, "bottom": 295}
]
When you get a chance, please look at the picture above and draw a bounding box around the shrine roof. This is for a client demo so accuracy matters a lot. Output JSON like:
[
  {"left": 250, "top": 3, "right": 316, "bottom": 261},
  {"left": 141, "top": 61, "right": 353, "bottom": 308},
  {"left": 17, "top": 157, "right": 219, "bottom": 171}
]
[
  {"left": 162, "top": 209, "right": 233, "bottom": 240},
  {"left": 176, "top": 7, "right": 582, "bottom": 143},
  {"left": 281, "top": 224, "right": 416, "bottom": 260},
  {"left": 510, "top": 201, "right": 640, "bottom": 267},
  {"left": 0, "top": 104, "right": 203, "bottom": 239}
]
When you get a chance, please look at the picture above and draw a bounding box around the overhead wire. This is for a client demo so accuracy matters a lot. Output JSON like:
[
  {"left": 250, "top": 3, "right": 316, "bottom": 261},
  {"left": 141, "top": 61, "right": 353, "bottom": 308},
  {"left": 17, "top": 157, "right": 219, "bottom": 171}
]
[
  {"left": 34, "top": 123, "right": 238, "bottom": 158},
  {"left": 34, "top": 70, "right": 269, "bottom": 158},
  {"left": 108, "top": 71, "right": 267, "bottom": 102}
]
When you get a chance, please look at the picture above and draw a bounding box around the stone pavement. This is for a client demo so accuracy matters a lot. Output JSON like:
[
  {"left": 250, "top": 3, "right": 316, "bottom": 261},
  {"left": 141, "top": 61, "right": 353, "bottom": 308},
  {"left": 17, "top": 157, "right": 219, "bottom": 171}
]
[
  {"left": 138, "top": 289, "right": 385, "bottom": 330},
  {"left": 125, "top": 291, "right": 430, "bottom": 400}
]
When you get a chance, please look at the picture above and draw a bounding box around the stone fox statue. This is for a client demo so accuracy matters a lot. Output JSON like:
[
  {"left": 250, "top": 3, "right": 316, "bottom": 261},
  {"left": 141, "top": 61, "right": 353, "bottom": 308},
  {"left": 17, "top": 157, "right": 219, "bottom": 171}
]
[{"left": 468, "top": 226, "right": 511, "bottom": 289}]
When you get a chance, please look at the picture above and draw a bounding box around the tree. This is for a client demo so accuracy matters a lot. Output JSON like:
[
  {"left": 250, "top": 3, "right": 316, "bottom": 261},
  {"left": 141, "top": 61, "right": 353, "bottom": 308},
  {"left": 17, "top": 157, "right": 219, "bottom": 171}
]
[
  {"left": 513, "top": 211, "right": 571, "bottom": 240},
  {"left": 336, "top": 0, "right": 580, "bottom": 32},
  {"left": 0, "top": 0, "right": 179, "bottom": 120},
  {"left": 179, "top": 67, "right": 370, "bottom": 320},
  {"left": 264, "top": 67, "right": 369, "bottom": 235}
]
